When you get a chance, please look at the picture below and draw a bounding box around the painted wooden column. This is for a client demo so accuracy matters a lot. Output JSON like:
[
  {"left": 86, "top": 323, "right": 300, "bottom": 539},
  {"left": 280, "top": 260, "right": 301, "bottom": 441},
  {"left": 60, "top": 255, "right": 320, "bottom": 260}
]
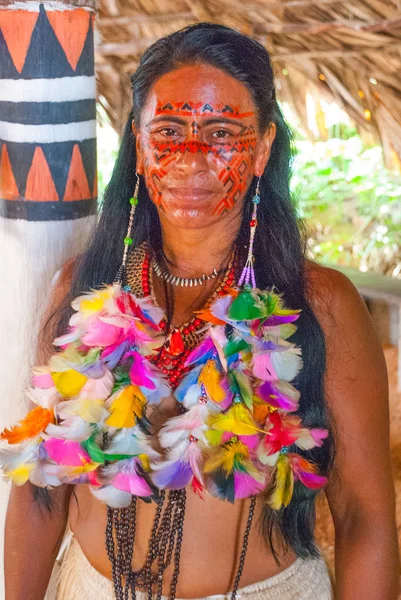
[{"left": 0, "top": 2, "right": 97, "bottom": 593}]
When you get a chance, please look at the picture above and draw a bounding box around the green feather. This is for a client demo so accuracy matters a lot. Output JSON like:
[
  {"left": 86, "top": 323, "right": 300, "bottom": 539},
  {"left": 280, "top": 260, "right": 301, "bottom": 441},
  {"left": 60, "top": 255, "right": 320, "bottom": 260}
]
[
  {"left": 228, "top": 291, "right": 265, "bottom": 321},
  {"left": 83, "top": 435, "right": 133, "bottom": 463},
  {"left": 260, "top": 292, "right": 279, "bottom": 319},
  {"left": 224, "top": 338, "right": 250, "bottom": 358},
  {"left": 233, "top": 371, "right": 253, "bottom": 411},
  {"left": 112, "top": 367, "right": 131, "bottom": 394}
]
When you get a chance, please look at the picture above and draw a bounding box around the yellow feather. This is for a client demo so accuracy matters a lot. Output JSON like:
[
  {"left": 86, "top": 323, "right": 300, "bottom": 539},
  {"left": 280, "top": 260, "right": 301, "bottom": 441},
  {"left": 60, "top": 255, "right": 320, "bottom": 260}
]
[
  {"left": 106, "top": 386, "right": 146, "bottom": 429},
  {"left": 199, "top": 361, "right": 226, "bottom": 403},
  {"left": 78, "top": 287, "right": 114, "bottom": 316},
  {"left": 75, "top": 399, "right": 106, "bottom": 422},
  {"left": 268, "top": 454, "right": 294, "bottom": 510},
  {"left": 7, "top": 464, "right": 33, "bottom": 486},
  {"left": 138, "top": 454, "right": 151, "bottom": 472},
  {"left": 51, "top": 369, "right": 88, "bottom": 398},
  {"left": 204, "top": 429, "right": 224, "bottom": 446},
  {"left": 207, "top": 403, "right": 261, "bottom": 435},
  {"left": 204, "top": 440, "right": 249, "bottom": 475}
]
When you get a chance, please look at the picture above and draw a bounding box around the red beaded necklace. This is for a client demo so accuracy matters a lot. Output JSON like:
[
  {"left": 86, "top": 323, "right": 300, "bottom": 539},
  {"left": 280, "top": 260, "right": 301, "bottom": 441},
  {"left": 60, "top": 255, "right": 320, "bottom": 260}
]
[{"left": 141, "top": 250, "right": 236, "bottom": 389}]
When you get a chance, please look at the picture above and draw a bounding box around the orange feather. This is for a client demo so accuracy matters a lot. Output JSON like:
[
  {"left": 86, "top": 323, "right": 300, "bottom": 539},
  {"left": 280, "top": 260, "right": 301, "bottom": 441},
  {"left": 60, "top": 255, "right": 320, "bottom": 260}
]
[{"left": 0, "top": 406, "right": 55, "bottom": 444}]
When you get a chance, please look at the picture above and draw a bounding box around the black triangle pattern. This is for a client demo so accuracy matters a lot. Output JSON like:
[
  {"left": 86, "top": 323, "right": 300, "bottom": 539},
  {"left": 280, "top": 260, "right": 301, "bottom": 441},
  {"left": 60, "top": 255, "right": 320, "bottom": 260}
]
[
  {"left": 19, "top": 4, "right": 94, "bottom": 79},
  {"left": 0, "top": 28, "right": 19, "bottom": 79},
  {"left": 5, "top": 142, "right": 36, "bottom": 196},
  {"left": 42, "top": 142, "right": 75, "bottom": 200},
  {"left": 80, "top": 139, "right": 97, "bottom": 193},
  {"left": 5, "top": 140, "right": 96, "bottom": 201},
  {"left": 75, "top": 15, "right": 95, "bottom": 77},
  {"left": 22, "top": 5, "right": 75, "bottom": 79}
]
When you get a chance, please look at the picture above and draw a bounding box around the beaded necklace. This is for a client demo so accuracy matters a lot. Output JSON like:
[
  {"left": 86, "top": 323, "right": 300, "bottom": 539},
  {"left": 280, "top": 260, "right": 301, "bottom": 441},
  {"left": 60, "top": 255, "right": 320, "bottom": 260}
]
[{"left": 127, "top": 242, "right": 236, "bottom": 390}]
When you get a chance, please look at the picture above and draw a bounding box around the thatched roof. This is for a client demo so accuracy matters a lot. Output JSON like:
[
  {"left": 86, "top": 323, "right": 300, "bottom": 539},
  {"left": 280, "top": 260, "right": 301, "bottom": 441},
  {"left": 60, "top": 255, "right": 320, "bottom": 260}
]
[{"left": 95, "top": 0, "right": 401, "bottom": 166}]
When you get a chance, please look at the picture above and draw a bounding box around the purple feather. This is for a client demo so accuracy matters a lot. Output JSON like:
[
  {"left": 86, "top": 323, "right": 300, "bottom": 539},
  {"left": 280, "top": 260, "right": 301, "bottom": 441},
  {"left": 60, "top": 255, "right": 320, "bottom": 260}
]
[
  {"left": 152, "top": 461, "right": 193, "bottom": 489},
  {"left": 295, "top": 470, "right": 327, "bottom": 489},
  {"left": 74, "top": 360, "right": 106, "bottom": 379},
  {"left": 257, "top": 381, "right": 299, "bottom": 412},
  {"left": 185, "top": 337, "right": 216, "bottom": 366},
  {"left": 264, "top": 314, "right": 300, "bottom": 326},
  {"left": 101, "top": 339, "right": 131, "bottom": 369}
]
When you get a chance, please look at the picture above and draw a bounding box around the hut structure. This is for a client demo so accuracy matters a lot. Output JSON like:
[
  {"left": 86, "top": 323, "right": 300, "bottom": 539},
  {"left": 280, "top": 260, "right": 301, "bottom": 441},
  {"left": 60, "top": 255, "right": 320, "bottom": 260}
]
[{"left": 94, "top": 0, "right": 401, "bottom": 167}]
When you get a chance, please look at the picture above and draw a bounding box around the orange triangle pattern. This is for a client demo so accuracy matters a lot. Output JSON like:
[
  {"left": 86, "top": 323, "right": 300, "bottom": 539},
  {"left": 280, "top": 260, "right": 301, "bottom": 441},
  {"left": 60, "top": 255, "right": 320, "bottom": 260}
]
[
  {"left": 64, "top": 144, "right": 91, "bottom": 201},
  {"left": 0, "top": 144, "right": 20, "bottom": 200},
  {"left": 47, "top": 8, "right": 91, "bottom": 71},
  {"left": 25, "top": 147, "right": 59, "bottom": 202},
  {"left": 0, "top": 9, "right": 39, "bottom": 73}
]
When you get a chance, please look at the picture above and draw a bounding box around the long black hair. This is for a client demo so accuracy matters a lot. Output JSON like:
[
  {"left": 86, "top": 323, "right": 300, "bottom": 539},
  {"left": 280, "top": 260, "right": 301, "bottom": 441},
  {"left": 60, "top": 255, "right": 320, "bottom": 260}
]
[{"left": 47, "top": 23, "right": 334, "bottom": 559}]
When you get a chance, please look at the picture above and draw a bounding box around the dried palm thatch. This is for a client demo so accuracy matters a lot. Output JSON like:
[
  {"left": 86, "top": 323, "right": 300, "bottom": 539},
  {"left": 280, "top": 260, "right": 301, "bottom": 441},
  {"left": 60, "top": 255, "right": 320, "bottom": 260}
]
[{"left": 95, "top": 0, "right": 401, "bottom": 166}]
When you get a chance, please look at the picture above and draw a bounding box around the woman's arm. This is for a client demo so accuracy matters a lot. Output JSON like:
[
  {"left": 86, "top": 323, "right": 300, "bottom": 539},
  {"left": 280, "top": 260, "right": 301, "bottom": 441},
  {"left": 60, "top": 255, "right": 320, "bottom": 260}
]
[
  {"left": 4, "top": 259, "right": 76, "bottom": 600},
  {"left": 5, "top": 483, "right": 73, "bottom": 599},
  {"left": 309, "top": 266, "right": 399, "bottom": 599}
]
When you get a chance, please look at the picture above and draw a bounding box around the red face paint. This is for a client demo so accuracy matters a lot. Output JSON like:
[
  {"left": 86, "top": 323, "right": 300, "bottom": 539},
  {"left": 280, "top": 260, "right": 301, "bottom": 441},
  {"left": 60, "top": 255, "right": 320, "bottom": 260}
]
[{"left": 138, "top": 69, "right": 260, "bottom": 226}]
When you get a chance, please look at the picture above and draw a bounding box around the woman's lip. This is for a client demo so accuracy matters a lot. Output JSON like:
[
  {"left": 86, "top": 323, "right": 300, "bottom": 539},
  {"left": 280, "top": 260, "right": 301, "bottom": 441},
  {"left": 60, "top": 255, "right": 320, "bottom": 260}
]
[{"left": 167, "top": 187, "right": 215, "bottom": 201}]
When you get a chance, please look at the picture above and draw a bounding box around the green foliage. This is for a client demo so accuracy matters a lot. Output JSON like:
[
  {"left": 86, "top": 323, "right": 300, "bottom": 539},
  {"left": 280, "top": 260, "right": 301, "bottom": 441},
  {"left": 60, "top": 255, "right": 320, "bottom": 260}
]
[{"left": 292, "top": 136, "right": 401, "bottom": 277}]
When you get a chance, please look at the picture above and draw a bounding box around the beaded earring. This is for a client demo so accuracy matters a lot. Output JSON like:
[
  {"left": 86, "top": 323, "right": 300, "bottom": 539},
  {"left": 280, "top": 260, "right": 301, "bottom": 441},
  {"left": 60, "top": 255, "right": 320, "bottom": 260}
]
[
  {"left": 238, "top": 176, "right": 261, "bottom": 290},
  {"left": 114, "top": 173, "right": 140, "bottom": 287}
]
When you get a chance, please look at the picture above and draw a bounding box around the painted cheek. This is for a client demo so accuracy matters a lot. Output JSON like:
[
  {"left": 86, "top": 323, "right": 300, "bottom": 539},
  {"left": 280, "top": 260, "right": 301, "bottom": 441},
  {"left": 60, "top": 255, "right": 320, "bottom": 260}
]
[
  {"left": 212, "top": 134, "right": 257, "bottom": 216},
  {"left": 144, "top": 140, "right": 212, "bottom": 208},
  {"left": 143, "top": 133, "right": 257, "bottom": 214}
]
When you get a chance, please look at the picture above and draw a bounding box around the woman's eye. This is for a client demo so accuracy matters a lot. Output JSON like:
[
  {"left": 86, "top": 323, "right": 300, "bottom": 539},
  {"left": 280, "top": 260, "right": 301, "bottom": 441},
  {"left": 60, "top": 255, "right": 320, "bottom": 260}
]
[
  {"left": 158, "top": 128, "right": 179, "bottom": 137},
  {"left": 209, "top": 130, "right": 234, "bottom": 141}
]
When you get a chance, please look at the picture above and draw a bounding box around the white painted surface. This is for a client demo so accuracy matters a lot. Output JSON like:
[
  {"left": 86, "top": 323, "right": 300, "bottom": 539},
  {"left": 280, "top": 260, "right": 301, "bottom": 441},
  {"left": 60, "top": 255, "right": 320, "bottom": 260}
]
[
  {"left": 0, "top": 214, "right": 97, "bottom": 599},
  {"left": 0, "top": 77, "right": 96, "bottom": 104},
  {"left": 0, "top": 120, "right": 97, "bottom": 143}
]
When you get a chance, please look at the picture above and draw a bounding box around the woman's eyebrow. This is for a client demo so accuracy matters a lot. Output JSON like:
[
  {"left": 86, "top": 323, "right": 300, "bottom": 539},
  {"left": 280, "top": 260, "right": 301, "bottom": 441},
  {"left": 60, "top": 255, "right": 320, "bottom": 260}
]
[
  {"left": 145, "top": 115, "right": 186, "bottom": 128},
  {"left": 145, "top": 115, "right": 246, "bottom": 129},
  {"left": 202, "top": 117, "right": 245, "bottom": 127}
]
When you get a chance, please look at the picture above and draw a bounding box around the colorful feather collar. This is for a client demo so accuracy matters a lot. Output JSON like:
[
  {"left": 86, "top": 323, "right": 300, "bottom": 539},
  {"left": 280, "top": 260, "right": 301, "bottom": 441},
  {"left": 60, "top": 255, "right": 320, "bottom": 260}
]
[{"left": 0, "top": 283, "right": 328, "bottom": 509}]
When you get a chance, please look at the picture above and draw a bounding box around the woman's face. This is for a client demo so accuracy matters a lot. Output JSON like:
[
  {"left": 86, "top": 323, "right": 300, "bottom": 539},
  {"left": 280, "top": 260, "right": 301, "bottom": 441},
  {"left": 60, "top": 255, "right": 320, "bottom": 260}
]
[{"left": 135, "top": 64, "right": 276, "bottom": 230}]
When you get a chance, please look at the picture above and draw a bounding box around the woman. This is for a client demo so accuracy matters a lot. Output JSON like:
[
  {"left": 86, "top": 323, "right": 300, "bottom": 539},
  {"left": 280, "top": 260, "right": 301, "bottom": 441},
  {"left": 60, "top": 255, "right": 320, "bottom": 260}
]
[{"left": 3, "top": 23, "right": 399, "bottom": 600}]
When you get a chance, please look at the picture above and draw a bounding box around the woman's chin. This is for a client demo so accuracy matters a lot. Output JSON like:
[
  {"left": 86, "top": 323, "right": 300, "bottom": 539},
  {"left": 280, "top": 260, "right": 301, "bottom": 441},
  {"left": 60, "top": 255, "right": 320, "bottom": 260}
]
[
  {"left": 162, "top": 206, "right": 216, "bottom": 229},
  {"left": 158, "top": 196, "right": 221, "bottom": 228}
]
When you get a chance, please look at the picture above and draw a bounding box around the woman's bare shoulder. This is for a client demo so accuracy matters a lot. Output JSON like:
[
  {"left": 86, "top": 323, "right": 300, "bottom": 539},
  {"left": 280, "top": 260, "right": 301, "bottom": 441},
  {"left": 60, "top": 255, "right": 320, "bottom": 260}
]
[{"left": 303, "top": 259, "right": 362, "bottom": 328}]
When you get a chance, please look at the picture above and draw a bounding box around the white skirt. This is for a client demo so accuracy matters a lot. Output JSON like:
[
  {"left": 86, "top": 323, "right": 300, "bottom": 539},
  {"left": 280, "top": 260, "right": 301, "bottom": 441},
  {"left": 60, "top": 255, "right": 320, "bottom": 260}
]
[{"left": 49, "top": 531, "right": 334, "bottom": 600}]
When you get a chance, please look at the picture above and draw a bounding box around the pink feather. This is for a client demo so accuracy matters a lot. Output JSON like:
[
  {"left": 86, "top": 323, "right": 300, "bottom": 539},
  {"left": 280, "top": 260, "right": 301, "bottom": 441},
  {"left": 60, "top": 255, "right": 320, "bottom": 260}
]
[
  {"left": 81, "top": 315, "right": 122, "bottom": 347},
  {"left": 311, "top": 429, "right": 329, "bottom": 445},
  {"left": 44, "top": 439, "right": 91, "bottom": 466},
  {"left": 128, "top": 352, "right": 156, "bottom": 390},
  {"left": 234, "top": 471, "right": 265, "bottom": 498},
  {"left": 78, "top": 370, "right": 114, "bottom": 400},
  {"left": 251, "top": 353, "right": 278, "bottom": 381},
  {"left": 112, "top": 459, "right": 153, "bottom": 497},
  {"left": 31, "top": 370, "right": 54, "bottom": 389},
  {"left": 290, "top": 455, "right": 327, "bottom": 490},
  {"left": 185, "top": 440, "right": 204, "bottom": 484}
]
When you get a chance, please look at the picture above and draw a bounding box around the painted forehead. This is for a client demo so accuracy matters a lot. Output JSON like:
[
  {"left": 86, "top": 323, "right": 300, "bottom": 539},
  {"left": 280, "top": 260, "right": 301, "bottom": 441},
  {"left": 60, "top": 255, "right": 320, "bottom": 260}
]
[{"left": 154, "top": 101, "right": 254, "bottom": 119}]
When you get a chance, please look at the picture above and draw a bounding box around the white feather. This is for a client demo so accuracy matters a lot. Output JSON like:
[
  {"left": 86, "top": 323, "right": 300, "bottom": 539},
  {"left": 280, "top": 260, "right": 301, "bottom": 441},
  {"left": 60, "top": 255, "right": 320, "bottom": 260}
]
[
  {"left": 45, "top": 417, "right": 92, "bottom": 442},
  {"left": 270, "top": 348, "right": 303, "bottom": 382},
  {"left": 90, "top": 484, "right": 132, "bottom": 508}
]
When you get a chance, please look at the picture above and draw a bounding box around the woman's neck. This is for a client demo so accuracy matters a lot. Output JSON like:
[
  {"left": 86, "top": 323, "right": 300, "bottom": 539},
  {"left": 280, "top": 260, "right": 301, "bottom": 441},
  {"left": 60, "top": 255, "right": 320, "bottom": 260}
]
[{"left": 158, "top": 213, "right": 241, "bottom": 277}]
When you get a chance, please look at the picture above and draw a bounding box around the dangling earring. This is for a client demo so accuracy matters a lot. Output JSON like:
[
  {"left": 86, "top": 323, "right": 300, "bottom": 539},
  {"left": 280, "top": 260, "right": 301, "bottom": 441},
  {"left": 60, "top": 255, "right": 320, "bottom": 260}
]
[
  {"left": 114, "top": 173, "right": 140, "bottom": 287},
  {"left": 238, "top": 176, "right": 260, "bottom": 290}
]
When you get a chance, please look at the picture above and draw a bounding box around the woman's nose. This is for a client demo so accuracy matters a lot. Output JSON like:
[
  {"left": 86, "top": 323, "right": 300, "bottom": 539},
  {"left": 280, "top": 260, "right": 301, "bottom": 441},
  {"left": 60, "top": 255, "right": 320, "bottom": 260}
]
[{"left": 173, "top": 140, "right": 209, "bottom": 175}]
